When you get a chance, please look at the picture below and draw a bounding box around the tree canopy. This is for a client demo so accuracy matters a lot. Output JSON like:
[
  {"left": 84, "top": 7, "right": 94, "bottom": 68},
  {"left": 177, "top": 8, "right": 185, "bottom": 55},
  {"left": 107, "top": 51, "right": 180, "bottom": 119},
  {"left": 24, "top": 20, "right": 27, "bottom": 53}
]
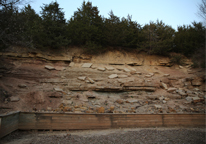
[{"left": 0, "top": 1, "right": 205, "bottom": 61}]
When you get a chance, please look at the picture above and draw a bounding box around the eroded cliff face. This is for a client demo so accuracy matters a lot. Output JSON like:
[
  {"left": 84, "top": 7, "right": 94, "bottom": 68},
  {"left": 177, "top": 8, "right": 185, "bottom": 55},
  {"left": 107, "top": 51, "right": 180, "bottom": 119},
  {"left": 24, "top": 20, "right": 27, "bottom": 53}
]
[{"left": 0, "top": 48, "right": 205, "bottom": 114}]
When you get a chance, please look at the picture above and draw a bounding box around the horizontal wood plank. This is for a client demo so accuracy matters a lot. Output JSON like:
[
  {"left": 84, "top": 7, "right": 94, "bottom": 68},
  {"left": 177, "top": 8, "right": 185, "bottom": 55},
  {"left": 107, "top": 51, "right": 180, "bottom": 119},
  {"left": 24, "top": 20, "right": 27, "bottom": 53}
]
[{"left": 1, "top": 112, "right": 205, "bottom": 138}]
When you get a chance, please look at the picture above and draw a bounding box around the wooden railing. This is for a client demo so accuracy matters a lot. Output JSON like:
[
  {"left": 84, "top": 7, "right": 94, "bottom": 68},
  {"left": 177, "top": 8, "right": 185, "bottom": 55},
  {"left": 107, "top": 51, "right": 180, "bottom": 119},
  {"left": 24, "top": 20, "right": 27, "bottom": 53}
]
[{"left": 0, "top": 112, "right": 205, "bottom": 138}]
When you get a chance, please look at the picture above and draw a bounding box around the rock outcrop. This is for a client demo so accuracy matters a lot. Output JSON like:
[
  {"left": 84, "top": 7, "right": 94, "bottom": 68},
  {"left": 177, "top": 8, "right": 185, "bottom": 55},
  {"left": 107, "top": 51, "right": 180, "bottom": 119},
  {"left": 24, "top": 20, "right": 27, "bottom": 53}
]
[{"left": 0, "top": 50, "right": 205, "bottom": 114}]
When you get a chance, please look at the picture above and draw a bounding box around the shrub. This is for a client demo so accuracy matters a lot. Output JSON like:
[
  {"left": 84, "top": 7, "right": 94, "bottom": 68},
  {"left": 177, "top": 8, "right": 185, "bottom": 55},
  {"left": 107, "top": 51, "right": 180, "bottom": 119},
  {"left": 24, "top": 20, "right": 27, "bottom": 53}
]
[{"left": 170, "top": 54, "right": 185, "bottom": 65}]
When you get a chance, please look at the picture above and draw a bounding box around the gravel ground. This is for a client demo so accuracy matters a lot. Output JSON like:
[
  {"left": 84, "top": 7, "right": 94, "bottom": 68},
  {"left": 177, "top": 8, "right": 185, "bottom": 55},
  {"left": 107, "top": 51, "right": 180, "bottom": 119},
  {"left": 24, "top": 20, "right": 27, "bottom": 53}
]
[{"left": 1, "top": 128, "right": 205, "bottom": 144}]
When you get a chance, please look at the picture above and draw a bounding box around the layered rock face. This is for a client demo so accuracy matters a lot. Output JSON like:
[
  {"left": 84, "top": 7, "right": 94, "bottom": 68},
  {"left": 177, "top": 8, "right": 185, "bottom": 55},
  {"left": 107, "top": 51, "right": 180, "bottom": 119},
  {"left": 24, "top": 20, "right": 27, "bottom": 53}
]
[{"left": 0, "top": 50, "right": 205, "bottom": 114}]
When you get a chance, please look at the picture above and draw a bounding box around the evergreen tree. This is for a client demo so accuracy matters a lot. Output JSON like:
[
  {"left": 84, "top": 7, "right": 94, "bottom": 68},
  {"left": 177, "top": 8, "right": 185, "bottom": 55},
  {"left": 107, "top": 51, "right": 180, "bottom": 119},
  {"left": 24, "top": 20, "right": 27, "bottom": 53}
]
[
  {"left": 103, "top": 10, "right": 121, "bottom": 46},
  {"left": 140, "top": 20, "right": 175, "bottom": 55},
  {"left": 0, "top": 0, "right": 30, "bottom": 49},
  {"left": 19, "top": 4, "right": 41, "bottom": 48},
  {"left": 68, "top": 1, "right": 103, "bottom": 47},
  {"left": 174, "top": 22, "right": 205, "bottom": 56},
  {"left": 40, "top": 1, "right": 68, "bottom": 49}
]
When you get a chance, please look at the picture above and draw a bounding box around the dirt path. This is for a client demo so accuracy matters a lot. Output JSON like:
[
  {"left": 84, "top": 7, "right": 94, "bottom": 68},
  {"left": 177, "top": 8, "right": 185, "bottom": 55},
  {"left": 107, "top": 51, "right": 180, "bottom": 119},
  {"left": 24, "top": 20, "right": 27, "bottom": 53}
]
[{"left": 1, "top": 128, "right": 205, "bottom": 144}]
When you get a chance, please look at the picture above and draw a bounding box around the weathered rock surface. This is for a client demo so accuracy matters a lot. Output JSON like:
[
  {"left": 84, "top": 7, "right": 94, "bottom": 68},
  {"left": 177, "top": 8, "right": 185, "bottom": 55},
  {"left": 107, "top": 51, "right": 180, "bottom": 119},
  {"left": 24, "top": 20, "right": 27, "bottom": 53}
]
[
  {"left": 167, "top": 88, "right": 177, "bottom": 93},
  {"left": 10, "top": 96, "right": 20, "bottom": 102},
  {"left": 18, "top": 84, "right": 27, "bottom": 88},
  {"left": 78, "top": 76, "right": 86, "bottom": 81},
  {"left": 105, "top": 66, "right": 114, "bottom": 71},
  {"left": 97, "top": 67, "right": 106, "bottom": 71},
  {"left": 96, "top": 107, "right": 105, "bottom": 113},
  {"left": 118, "top": 75, "right": 128, "bottom": 78},
  {"left": 116, "top": 99, "right": 124, "bottom": 104},
  {"left": 161, "top": 82, "right": 168, "bottom": 90},
  {"left": 45, "top": 65, "right": 55, "bottom": 70},
  {"left": 123, "top": 68, "right": 131, "bottom": 72},
  {"left": 163, "top": 74, "right": 170, "bottom": 77},
  {"left": 47, "top": 92, "right": 63, "bottom": 98},
  {"left": 87, "top": 77, "right": 95, "bottom": 84},
  {"left": 108, "top": 74, "right": 118, "bottom": 79},
  {"left": 145, "top": 75, "right": 152, "bottom": 78},
  {"left": 54, "top": 88, "right": 63, "bottom": 92},
  {"left": 0, "top": 50, "right": 205, "bottom": 114},
  {"left": 192, "top": 78, "right": 203, "bottom": 86},
  {"left": 69, "top": 62, "right": 75, "bottom": 67},
  {"left": 82, "top": 63, "right": 93, "bottom": 68}
]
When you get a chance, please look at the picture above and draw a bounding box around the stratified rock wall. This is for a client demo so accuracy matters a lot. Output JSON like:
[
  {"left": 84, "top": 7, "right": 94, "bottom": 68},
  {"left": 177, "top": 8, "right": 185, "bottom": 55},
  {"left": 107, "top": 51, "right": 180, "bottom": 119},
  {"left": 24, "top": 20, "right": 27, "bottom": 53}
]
[{"left": 0, "top": 49, "right": 205, "bottom": 114}]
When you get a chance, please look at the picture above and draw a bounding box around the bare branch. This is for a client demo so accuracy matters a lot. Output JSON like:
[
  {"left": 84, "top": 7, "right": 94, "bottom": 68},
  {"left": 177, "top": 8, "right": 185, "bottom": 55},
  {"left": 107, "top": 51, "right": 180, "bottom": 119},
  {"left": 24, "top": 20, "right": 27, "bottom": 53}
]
[{"left": 197, "top": 0, "right": 206, "bottom": 23}]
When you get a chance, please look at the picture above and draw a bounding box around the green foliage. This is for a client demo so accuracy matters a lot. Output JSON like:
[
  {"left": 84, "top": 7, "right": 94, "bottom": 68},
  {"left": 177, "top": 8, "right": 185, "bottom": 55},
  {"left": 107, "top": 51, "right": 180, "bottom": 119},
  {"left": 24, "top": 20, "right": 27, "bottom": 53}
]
[
  {"left": 104, "top": 12, "right": 141, "bottom": 48},
  {"left": 39, "top": 1, "right": 69, "bottom": 49},
  {"left": 139, "top": 20, "right": 175, "bottom": 55},
  {"left": 18, "top": 4, "right": 42, "bottom": 48},
  {"left": 170, "top": 54, "right": 185, "bottom": 65},
  {"left": 174, "top": 22, "right": 205, "bottom": 56},
  {"left": 191, "top": 46, "right": 205, "bottom": 68},
  {"left": 84, "top": 41, "right": 104, "bottom": 55},
  {"left": 0, "top": 0, "right": 33, "bottom": 49},
  {"left": 0, "top": 0, "right": 205, "bottom": 63},
  {"left": 68, "top": 1, "right": 103, "bottom": 46}
]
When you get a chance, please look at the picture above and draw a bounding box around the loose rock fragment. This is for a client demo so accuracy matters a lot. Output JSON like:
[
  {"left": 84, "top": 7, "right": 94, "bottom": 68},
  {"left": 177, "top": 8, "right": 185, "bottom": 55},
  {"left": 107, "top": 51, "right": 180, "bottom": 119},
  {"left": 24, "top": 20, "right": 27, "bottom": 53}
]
[
  {"left": 97, "top": 67, "right": 106, "bottom": 71},
  {"left": 87, "top": 77, "right": 95, "bottom": 84},
  {"left": 126, "top": 99, "right": 138, "bottom": 103},
  {"left": 45, "top": 65, "right": 55, "bottom": 70},
  {"left": 47, "top": 107, "right": 52, "bottom": 111},
  {"left": 191, "top": 78, "right": 203, "bottom": 86},
  {"left": 82, "top": 63, "right": 93, "bottom": 68},
  {"left": 105, "top": 66, "right": 114, "bottom": 71},
  {"left": 55, "top": 66, "right": 66, "bottom": 71},
  {"left": 96, "top": 107, "right": 105, "bottom": 113},
  {"left": 186, "top": 96, "right": 193, "bottom": 102},
  {"left": 69, "top": 62, "right": 75, "bottom": 67},
  {"left": 10, "top": 96, "right": 20, "bottom": 102},
  {"left": 128, "top": 67, "right": 136, "bottom": 72},
  {"left": 136, "top": 72, "right": 142, "bottom": 75},
  {"left": 177, "top": 90, "right": 187, "bottom": 96},
  {"left": 110, "top": 105, "right": 115, "bottom": 112},
  {"left": 116, "top": 99, "right": 124, "bottom": 104},
  {"left": 78, "top": 76, "right": 86, "bottom": 81},
  {"left": 192, "top": 97, "right": 201, "bottom": 103},
  {"left": 154, "top": 105, "right": 162, "bottom": 109},
  {"left": 47, "top": 92, "right": 63, "bottom": 98},
  {"left": 167, "top": 87, "right": 177, "bottom": 93},
  {"left": 54, "top": 88, "right": 63, "bottom": 92},
  {"left": 149, "top": 73, "right": 154, "bottom": 76},
  {"left": 164, "top": 74, "right": 170, "bottom": 77},
  {"left": 108, "top": 74, "right": 118, "bottom": 79},
  {"left": 161, "top": 82, "right": 168, "bottom": 90},
  {"left": 18, "top": 84, "right": 27, "bottom": 88},
  {"left": 123, "top": 68, "right": 131, "bottom": 72},
  {"left": 145, "top": 75, "right": 152, "bottom": 78}
]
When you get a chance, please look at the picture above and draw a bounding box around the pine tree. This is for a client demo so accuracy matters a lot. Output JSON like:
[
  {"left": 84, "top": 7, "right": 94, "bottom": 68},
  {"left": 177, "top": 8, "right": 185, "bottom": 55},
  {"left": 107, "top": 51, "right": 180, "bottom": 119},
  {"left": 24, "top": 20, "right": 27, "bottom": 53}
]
[
  {"left": 140, "top": 20, "right": 175, "bottom": 55},
  {"left": 40, "top": 1, "right": 68, "bottom": 49},
  {"left": 68, "top": 1, "right": 103, "bottom": 47}
]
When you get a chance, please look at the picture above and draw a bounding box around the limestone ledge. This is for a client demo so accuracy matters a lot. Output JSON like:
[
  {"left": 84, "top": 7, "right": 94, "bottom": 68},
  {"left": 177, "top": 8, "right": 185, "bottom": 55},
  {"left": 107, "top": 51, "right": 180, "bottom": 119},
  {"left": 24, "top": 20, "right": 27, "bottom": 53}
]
[{"left": 0, "top": 52, "right": 72, "bottom": 61}]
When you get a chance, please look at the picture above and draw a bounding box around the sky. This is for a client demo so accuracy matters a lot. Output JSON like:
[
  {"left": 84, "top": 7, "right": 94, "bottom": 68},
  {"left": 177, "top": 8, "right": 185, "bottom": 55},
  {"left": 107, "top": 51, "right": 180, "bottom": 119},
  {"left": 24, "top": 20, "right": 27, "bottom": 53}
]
[{"left": 22, "top": 0, "right": 203, "bottom": 31}]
